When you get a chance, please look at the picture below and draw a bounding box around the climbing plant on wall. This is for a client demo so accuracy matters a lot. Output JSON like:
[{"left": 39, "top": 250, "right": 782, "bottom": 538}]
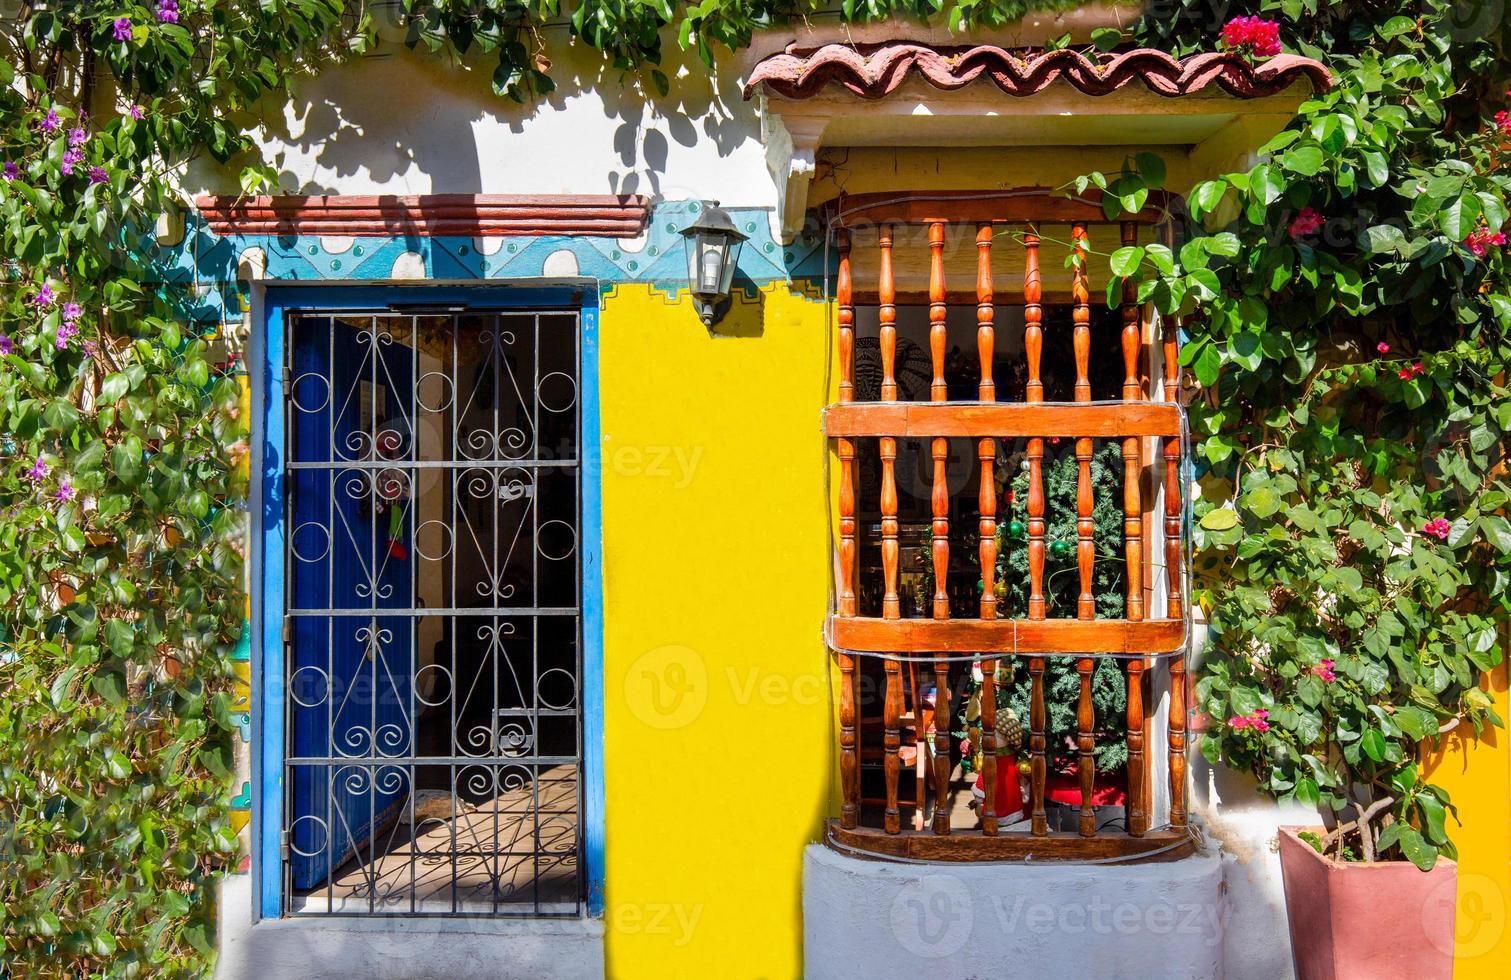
[
  {"left": 1079, "top": 1, "right": 1510, "bottom": 868},
  {"left": 0, "top": 2, "right": 366, "bottom": 973}
]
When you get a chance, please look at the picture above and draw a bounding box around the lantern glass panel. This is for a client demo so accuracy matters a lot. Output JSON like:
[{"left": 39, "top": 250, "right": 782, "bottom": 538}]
[{"left": 718, "top": 240, "right": 743, "bottom": 295}]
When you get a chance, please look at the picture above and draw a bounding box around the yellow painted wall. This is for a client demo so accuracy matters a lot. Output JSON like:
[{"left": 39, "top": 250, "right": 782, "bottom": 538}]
[
  {"left": 599, "top": 282, "right": 833, "bottom": 979},
  {"left": 1424, "top": 663, "right": 1511, "bottom": 977}
]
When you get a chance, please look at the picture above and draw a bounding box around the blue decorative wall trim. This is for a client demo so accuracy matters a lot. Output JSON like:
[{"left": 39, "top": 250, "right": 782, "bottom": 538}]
[{"left": 166, "top": 201, "right": 831, "bottom": 327}]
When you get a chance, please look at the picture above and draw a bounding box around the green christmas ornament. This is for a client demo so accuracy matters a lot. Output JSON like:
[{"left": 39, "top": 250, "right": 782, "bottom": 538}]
[
  {"left": 1050, "top": 539, "right": 1072, "bottom": 559},
  {"left": 1007, "top": 519, "right": 1026, "bottom": 539}
]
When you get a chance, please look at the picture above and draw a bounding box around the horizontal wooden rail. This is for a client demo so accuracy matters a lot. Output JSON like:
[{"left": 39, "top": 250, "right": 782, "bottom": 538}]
[
  {"left": 824, "top": 402, "right": 1182, "bottom": 439},
  {"left": 825, "top": 189, "right": 1171, "bottom": 229},
  {"left": 829, "top": 823, "right": 1194, "bottom": 862},
  {"left": 829, "top": 617, "right": 1185, "bottom": 654}
]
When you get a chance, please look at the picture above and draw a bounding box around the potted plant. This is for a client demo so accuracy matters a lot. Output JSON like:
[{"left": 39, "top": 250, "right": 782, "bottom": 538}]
[{"left": 1199, "top": 530, "right": 1499, "bottom": 979}]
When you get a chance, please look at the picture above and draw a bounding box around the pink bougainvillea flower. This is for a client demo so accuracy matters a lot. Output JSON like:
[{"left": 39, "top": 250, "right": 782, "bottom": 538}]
[
  {"left": 1288, "top": 207, "right": 1325, "bottom": 239},
  {"left": 1465, "top": 228, "right": 1510, "bottom": 257},
  {"left": 27, "top": 456, "right": 47, "bottom": 481},
  {"left": 157, "top": 0, "right": 180, "bottom": 23},
  {"left": 1411, "top": 362, "right": 1425, "bottom": 376},
  {"left": 33, "top": 283, "right": 55, "bottom": 308},
  {"left": 1398, "top": 366, "right": 1414, "bottom": 380},
  {"left": 2, "top": 161, "right": 17, "bottom": 182},
  {"left": 62, "top": 302, "right": 81, "bottom": 323},
  {"left": 1220, "top": 16, "right": 1282, "bottom": 58},
  {"left": 1312, "top": 659, "right": 1337, "bottom": 682},
  {"left": 61, "top": 148, "right": 82, "bottom": 176},
  {"left": 1230, "top": 708, "right": 1271, "bottom": 732},
  {"left": 1376, "top": 341, "right": 1390, "bottom": 354},
  {"left": 113, "top": 18, "right": 133, "bottom": 41},
  {"left": 56, "top": 322, "right": 78, "bottom": 349},
  {"left": 1423, "top": 517, "right": 1453, "bottom": 540},
  {"left": 87, "top": 167, "right": 108, "bottom": 185},
  {"left": 55, "top": 477, "right": 74, "bottom": 502},
  {"left": 1497, "top": 110, "right": 1511, "bottom": 133},
  {"left": 38, "top": 109, "right": 59, "bottom": 133}
]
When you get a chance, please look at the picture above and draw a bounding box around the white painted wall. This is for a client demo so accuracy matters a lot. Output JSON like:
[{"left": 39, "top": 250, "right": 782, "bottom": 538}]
[{"left": 191, "top": 32, "right": 776, "bottom": 208}]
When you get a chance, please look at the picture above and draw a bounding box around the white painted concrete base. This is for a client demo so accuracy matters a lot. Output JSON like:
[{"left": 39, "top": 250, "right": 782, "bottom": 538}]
[
  {"left": 214, "top": 876, "right": 604, "bottom": 980},
  {"left": 803, "top": 843, "right": 1226, "bottom": 980}
]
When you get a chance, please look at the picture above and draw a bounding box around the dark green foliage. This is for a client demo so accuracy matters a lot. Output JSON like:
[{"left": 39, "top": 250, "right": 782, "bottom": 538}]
[{"left": 1083, "top": 0, "right": 1511, "bottom": 867}]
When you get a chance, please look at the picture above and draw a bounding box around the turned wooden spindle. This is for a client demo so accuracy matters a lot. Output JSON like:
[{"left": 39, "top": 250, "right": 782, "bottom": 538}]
[
  {"left": 879, "top": 224, "right": 902, "bottom": 835},
  {"left": 1164, "top": 314, "right": 1188, "bottom": 830},
  {"left": 1119, "top": 221, "right": 1148, "bottom": 837},
  {"left": 976, "top": 223, "right": 999, "bottom": 836},
  {"left": 1024, "top": 225, "right": 1046, "bottom": 620},
  {"left": 1072, "top": 222, "right": 1095, "bottom": 620},
  {"left": 1077, "top": 656, "right": 1097, "bottom": 837},
  {"left": 1071, "top": 221, "right": 1097, "bottom": 838},
  {"left": 1030, "top": 657, "right": 1047, "bottom": 836},
  {"left": 879, "top": 225, "right": 900, "bottom": 621},
  {"left": 836, "top": 231, "right": 860, "bottom": 830},
  {"left": 837, "top": 232, "right": 858, "bottom": 619},
  {"left": 926, "top": 222, "right": 952, "bottom": 835},
  {"left": 884, "top": 657, "right": 903, "bottom": 835},
  {"left": 1024, "top": 224, "right": 1049, "bottom": 837}
]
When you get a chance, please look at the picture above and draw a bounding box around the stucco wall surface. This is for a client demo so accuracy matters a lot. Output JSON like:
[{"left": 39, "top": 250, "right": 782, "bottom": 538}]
[
  {"left": 597, "top": 282, "right": 832, "bottom": 979},
  {"left": 804, "top": 844, "right": 1225, "bottom": 980}
]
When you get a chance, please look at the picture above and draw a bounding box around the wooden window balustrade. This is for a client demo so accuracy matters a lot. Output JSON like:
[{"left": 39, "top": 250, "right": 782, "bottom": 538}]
[{"left": 825, "top": 191, "right": 1193, "bottom": 862}]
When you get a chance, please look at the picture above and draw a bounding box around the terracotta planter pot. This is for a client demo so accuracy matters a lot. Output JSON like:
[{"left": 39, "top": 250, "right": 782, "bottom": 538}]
[{"left": 1278, "top": 826, "right": 1456, "bottom": 980}]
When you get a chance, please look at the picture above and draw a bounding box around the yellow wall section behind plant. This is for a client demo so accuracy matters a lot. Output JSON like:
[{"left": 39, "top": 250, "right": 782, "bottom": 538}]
[
  {"left": 1424, "top": 662, "right": 1511, "bottom": 977},
  {"left": 598, "top": 282, "right": 833, "bottom": 979}
]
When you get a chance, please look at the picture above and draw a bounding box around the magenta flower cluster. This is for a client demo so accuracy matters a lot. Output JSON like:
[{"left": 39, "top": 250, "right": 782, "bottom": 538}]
[
  {"left": 1230, "top": 708, "right": 1271, "bottom": 732},
  {"left": 113, "top": 18, "right": 132, "bottom": 42},
  {"left": 1423, "top": 517, "right": 1452, "bottom": 540},
  {"left": 1288, "top": 207, "right": 1325, "bottom": 240},
  {"left": 1220, "top": 17, "right": 1282, "bottom": 58},
  {"left": 157, "top": 0, "right": 180, "bottom": 23},
  {"left": 1465, "top": 227, "right": 1508, "bottom": 257}
]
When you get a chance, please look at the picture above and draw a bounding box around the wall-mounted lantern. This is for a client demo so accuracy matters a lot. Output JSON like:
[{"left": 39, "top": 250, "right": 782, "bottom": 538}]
[{"left": 679, "top": 201, "right": 748, "bottom": 327}]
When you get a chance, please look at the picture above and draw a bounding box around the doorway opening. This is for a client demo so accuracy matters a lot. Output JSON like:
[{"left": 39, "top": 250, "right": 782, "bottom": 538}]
[{"left": 281, "top": 309, "right": 583, "bottom": 916}]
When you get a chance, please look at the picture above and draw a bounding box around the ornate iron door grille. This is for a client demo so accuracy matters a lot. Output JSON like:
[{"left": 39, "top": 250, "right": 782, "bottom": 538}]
[{"left": 281, "top": 310, "right": 583, "bottom": 917}]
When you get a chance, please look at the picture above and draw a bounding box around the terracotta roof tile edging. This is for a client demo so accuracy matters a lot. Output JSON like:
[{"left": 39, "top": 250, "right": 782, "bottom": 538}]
[{"left": 744, "top": 43, "right": 1333, "bottom": 101}]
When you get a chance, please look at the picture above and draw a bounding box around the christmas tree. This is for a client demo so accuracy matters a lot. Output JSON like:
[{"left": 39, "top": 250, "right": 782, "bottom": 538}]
[{"left": 951, "top": 441, "right": 1130, "bottom": 775}]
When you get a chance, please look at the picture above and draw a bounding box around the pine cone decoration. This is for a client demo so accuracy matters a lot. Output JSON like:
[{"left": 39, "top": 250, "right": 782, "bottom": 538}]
[{"left": 996, "top": 707, "right": 1024, "bottom": 755}]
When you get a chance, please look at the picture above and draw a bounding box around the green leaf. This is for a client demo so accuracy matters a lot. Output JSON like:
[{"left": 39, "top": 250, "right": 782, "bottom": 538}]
[
  {"left": 1360, "top": 728, "right": 1387, "bottom": 762},
  {"left": 1091, "top": 27, "right": 1123, "bottom": 52},
  {"left": 1134, "top": 151, "right": 1166, "bottom": 188},
  {"left": 1201, "top": 508, "right": 1239, "bottom": 531},
  {"left": 1397, "top": 826, "right": 1439, "bottom": 871},
  {"left": 105, "top": 620, "right": 135, "bottom": 656},
  {"left": 1283, "top": 146, "right": 1325, "bottom": 176},
  {"left": 1109, "top": 246, "right": 1144, "bottom": 277}
]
